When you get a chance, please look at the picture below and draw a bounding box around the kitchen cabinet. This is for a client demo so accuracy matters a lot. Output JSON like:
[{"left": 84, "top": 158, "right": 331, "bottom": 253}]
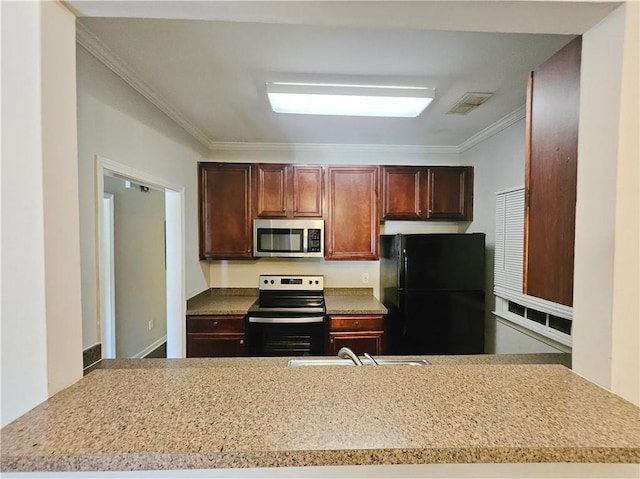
[
  {"left": 325, "top": 166, "right": 379, "bottom": 260},
  {"left": 524, "top": 36, "right": 581, "bottom": 307},
  {"left": 255, "top": 164, "right": 323, "bottom": 218},
  {"left": 198, "top": 163, "right": 253, "bottom": 260},
  {"left": 327, "top": 314, "right": 385, "bottom": 355},
  {"left": 186, "top": 315, "right": 246, "bottom": 357},
  {"left": 381, "top": 166, "right": 473, "bottom": 221},
  {"left": 381, "top": 166, "right": 425, "bottom": 220},
  {"left": 425, "top": 167, "right": 473, "bottom": 221}
]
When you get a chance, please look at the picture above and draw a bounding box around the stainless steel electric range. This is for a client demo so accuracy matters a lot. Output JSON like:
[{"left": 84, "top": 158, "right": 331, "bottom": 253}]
[{"left": 247, "top": 275, "right": 326, "bottom": 356}]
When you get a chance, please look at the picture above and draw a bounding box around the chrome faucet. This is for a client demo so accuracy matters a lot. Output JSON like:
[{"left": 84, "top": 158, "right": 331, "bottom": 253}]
[
  {"left": 337, "top": 347, "right": 363, "bottom": 366},
  {"left": 363, "top": 352, "right": 379, "bottom": 366}
]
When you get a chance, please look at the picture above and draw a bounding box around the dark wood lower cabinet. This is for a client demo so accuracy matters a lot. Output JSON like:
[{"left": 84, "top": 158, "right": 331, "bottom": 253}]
[
  {"left": 327, "top": 314, "right": 385, "bottom": 356},
  {"left": 328, "top": 332, "right": 383, "bottom": 356},
  {"left": 187, "top": 334, "right": 246, "bottom": 357},
  {"left": 186, "top": 315, "right": 246, "bottom": 357}
]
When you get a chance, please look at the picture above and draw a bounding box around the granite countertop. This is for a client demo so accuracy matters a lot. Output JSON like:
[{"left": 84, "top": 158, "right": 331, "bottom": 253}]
[
  {"left": 2, "top": 357, "right": 638, "bottom": 472},
  {"left": 186, "top": 288, "right": 387, "bottom": 315},
  {"left": 324, "top": 295, "right": 388, "bottom": 314},
  {"left": 186, "top": 288, "right": 258, "bottom": 315}
]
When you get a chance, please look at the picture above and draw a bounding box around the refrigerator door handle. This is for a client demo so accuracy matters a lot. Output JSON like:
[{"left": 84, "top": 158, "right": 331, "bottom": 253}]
[{"left": 400, "top": 248, "right": 407, "bottom": 289}]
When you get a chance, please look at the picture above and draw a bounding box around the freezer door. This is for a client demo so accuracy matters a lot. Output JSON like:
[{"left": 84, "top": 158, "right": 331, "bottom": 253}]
[
  {"left": 401, "top": 234, "right": 485, "bottom": 291},
  {"left": 393, "top": 291, "right": 485, "bottom": 355}
]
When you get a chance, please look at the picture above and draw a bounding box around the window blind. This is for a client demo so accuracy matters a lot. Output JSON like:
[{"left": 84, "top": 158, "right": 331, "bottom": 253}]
[
  {"left": 494, "top": 187, "right": 525, "bottom": 297},
  {"left": 493, "top": 186, "right": 573, "bottom": 347}
]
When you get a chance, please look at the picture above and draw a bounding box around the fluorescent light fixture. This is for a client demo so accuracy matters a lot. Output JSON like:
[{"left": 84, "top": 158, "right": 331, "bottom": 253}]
[{"left": 266, "top": 82, "right": 435, "bottom": 117}]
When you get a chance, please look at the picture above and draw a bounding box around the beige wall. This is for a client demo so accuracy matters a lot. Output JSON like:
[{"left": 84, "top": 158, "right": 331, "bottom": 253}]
[
  {"left": 104, "top": 177, "right": 167, "bottom": 358},
  {"left": 41, "top": 0, "right": 84, "bottom": 400},
  {"left": 77, "top": 46, "right": 209, "bottom": 350},
  {"left": 1, "top": 0, "right": 50, "bottom": 427},
  {"left": 573, "top": 3, "right": 640, "bottom": 405},
  {"left": 1, "top": 1, "right": 83, "bottom": 426},
  {"left": 610, "top": 1, "right": 639, "bottom": 406}
]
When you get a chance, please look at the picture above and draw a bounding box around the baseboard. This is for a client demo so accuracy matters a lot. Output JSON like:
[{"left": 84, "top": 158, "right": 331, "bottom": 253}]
[
  {"left": 133, "top": 335, "right": 167, "bottom": 359},
  {"left": 83, "top": 343, "right": 102, "bottom": 370}
]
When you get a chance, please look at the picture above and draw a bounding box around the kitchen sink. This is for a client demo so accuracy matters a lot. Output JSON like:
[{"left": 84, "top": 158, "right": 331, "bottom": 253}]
[{"left": 287, "top": 358, "right": 430, "bottom": 367}]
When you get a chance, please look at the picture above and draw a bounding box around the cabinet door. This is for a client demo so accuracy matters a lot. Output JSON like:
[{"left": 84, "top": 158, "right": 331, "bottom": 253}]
[
  {"left": 381, "top": 166, "right": 425, "bottom": 220},
  {"left": 186, "top": 314, "right": 247, "bottom": 357},
  {"left": 326, "top": 166, "right": 379, "bottom": 260},
  {"left": 425, "top": 167, "right": 473, "bottom": 221},
  {"left": 524, "top": 37, "right": 581, "bottom": 307},
  {"left": 256, "top": 164, "right": 289, "bottom": 218},
  {"left": 328, "top": 315, "right": 385, "bottom": 355},
  {"left": 187, "top": 334, "right": 246, "bottom": 357},
  {"left": 199, "top": 163, "right": 253, "bottom": 259},
  {"left": 328, "top": 332, "right": 383, "bottom": 356},
  {"left": 292, "top": 165, "right": 323, "bottom": 217}
]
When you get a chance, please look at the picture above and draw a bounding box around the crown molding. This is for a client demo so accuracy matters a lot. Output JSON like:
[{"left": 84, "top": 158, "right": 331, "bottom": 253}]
[
  {"left": 208, "top": 141, "right": 459, "bottom": 155},
  {"left": 458, "top": 105, "right": 526, "bottom": 153},
  {"left": 76, "top": 23, "right": 213, "bottom": 148},
  {"left": 76, "top": 23, "right": 525, "bottom": 156}
]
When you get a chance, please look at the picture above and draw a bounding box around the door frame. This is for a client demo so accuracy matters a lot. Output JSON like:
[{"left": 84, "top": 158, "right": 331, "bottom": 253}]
[
  {"left": 96, "top": 156, "right": 186, "bottom": 358},
  {"left": 102, "top": 193, "right": 116, "bottom": 358}
]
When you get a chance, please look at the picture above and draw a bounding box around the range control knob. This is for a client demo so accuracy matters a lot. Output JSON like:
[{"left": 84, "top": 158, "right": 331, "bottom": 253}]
[
  {"left": 263, "top": 279, "right": 268, "bottom": 284},
  {"left": 270, "top": 280, "right": 275, "bottom": 284}
]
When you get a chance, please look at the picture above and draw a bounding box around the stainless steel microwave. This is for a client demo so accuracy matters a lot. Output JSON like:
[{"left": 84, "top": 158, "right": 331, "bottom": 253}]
[{"left": 253, "top": 219, "right": 324, "bottom": 258}]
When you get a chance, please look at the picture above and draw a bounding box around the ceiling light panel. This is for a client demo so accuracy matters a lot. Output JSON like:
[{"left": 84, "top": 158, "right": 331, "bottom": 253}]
[{"left": 267, "top": 82, "right": 435, "bottom": 118}]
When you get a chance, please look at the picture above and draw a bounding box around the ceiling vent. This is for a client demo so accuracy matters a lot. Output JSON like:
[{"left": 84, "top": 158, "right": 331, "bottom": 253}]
[{"left": 447, "top": 92, "right": 493, "bottom": 114}]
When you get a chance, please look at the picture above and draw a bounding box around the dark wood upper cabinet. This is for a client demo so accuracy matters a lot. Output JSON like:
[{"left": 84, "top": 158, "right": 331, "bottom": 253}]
[
  {"left": 381, "top": 166, "right": 473, "bottom": 221},
  {"left": 255, "top": 164, "right": 323, "bottom": 218},
  {"left": 255, "top": 164, "right": 289, "bottom": 218},
  {"left": 381, "top": 166, "right": 425, "bottom": 220},
  {"left": 524, "top": 36, "right": 581, "bottom": 307},
  {"left": 326, "top": 166, "right": 379, "bottom": 260},
  {"left": 292, "top": 165, "right": 324, "bottom": 217},
  {"left": 425, "top": 167, "right": 473, "bottom": 221},
  {"left": 198, "top": 163, "right": 253, "bottom": 260}
]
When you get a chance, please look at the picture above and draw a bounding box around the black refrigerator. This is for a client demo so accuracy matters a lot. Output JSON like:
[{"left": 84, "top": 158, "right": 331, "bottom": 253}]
[{"left": 380, "top": 233, "right": 485, "bottom": 355}]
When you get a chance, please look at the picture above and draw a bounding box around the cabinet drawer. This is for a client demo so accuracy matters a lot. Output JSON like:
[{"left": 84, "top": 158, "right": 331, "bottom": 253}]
[
  {"left": 187, "top": 333, "right": 246, "bottom": 357},
  {"left": 187, "top": 315, "right": 245, "bottom": 333},
  {"left": 329, "top": 315, "right": 384, "bottom": 331}
]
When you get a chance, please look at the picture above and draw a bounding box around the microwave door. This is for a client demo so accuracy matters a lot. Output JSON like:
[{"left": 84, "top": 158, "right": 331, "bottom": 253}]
[{"left": 258, "top": 228, "right": 303, "bottom": 253}]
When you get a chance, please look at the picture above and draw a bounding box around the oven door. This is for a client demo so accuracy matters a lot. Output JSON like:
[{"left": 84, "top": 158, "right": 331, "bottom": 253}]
[{"left": 247, "top": 316, "right": 325, "bottom": 356}]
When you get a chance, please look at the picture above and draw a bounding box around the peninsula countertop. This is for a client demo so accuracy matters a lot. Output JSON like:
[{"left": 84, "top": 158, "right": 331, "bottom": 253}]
[{"left": 2, "top": 356, "right": 639, "bottom": 473}]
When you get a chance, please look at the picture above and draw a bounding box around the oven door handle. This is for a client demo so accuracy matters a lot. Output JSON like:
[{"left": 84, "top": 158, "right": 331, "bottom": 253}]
[{"left": 248, "top": 316, "right": 325, "bottom": 324}]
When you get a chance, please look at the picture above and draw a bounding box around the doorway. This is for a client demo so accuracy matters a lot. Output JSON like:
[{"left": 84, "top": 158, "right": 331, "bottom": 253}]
[{"left": 96, "top": 156, "right": 186, "bottom": 359}]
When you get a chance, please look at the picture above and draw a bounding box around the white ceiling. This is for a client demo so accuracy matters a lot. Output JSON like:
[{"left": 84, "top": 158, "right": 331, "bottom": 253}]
[{"left": 69, "top": 1, "right": 620, "bottom": 150}]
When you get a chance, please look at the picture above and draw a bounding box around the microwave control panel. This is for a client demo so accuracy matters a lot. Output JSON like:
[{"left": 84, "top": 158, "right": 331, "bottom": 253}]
[{"left": 308, "top": 229, "right": 322, "bottom": 253}]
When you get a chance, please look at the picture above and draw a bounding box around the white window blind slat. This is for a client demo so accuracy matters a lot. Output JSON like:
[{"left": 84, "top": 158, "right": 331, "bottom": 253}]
[{"left": 494, "top": 188, "right": 525, "bottom": 295}]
